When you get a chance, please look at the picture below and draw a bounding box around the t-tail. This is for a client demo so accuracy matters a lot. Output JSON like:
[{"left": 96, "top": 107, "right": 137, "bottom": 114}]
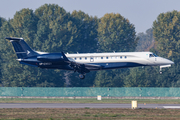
[{"left": 5, "top": 37, "right": 39, "bottom": 59}]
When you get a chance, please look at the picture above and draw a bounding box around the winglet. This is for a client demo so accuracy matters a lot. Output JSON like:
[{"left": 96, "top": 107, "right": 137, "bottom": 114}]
[{"left": 61, "top": 52, "right": 69, "bottom": 61}]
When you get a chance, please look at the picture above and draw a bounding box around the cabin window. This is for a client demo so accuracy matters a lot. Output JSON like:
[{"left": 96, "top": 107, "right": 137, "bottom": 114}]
[
  {"left": 115, "top": 56, "right": 117, "bottom": 59},
  {"left": 85, "top": 57, "right": 87, "bottom": 60},
  {"left": 125, "top": 56, "right": 127, "bottom": 59},
  {"left": 120, "top": 56, "right": 122, "bottom": 59},
  {"left": 106, "top": 57, "right": 108, "bottom": 59},
  {"left": 95, "top": 57, "right": 98, "bottom": 59},
  {"left": 101, "top": 57, "right": 103, "bottom": 59},
  {"left": 80, "top": 57, "right": 82, "bottom": 60},
  {"left": 74, "top": 58, "right": 76, "bottom": 60},
  {"left": 111, "top": 57, "right": 113, "bottom": 59}
]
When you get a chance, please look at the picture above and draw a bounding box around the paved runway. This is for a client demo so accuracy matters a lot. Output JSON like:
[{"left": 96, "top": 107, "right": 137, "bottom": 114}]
[{"left": 1, "top": 103, "right": 180, "bottom": 109}]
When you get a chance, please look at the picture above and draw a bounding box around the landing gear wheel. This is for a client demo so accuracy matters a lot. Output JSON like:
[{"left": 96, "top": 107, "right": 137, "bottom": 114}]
[
  {"left": 159, "top": 67, "right": 162, "bottom": 74},
  {"left": 79, "top": 74, "right": 85, "bottom": 79}
]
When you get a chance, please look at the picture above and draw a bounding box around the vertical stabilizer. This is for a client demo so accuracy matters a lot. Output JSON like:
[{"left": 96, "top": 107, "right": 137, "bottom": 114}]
[{"left": 5, "top": 37, "right": 39, "bottom": 58}]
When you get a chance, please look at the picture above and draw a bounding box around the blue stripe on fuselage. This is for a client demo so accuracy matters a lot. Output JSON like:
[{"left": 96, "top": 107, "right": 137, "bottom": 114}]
[
  {"left": 89, "top": 62, "right": 146, "bottom": 70},
  {"left": 20, "top": 60, "right": 146, "bottom": 70}
]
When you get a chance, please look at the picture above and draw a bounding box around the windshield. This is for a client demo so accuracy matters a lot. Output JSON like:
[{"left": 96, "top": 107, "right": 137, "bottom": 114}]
[
  {"left": 153, "top": 53, "right": 158, "bottom": 57},
  {"left": 149, "top": 53, "right": 158, "bottom": 57}
]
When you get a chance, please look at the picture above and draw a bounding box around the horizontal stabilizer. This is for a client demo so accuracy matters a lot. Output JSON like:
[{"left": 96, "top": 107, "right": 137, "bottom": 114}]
[{"left": 5, "top": 37, "right": 24, "bottom": 41}]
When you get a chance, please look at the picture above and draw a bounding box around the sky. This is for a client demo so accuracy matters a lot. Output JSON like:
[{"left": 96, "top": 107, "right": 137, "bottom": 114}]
[{"left": 0, "top": 0, "right": 180, "bottom": 33}]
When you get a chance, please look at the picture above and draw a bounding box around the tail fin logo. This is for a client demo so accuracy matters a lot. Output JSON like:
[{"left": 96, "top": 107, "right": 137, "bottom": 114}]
[{"left": 27, "top": 50, "right": 30, "bottom": 55}]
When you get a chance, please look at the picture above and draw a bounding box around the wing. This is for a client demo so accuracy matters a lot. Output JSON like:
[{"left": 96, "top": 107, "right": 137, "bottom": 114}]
[{"left": 61, "top": 52, "right": 103, "bottom": 74}]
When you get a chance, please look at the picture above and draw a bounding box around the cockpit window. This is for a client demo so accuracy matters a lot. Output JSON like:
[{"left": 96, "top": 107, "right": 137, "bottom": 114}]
[
  {"left": 149, "top": 53, "right": 158, "bottom": 57},
  {"left": 149, "top": 54, "right": 154, "bottom": 57}
]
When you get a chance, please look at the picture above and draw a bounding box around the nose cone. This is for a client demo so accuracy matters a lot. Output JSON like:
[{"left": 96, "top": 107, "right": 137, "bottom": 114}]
[
  {"left": 169, "top": 60, "right": 174, "bottom": 65},
  {"left": 161, "top": 57, "right": 174, "bottom": 65}
]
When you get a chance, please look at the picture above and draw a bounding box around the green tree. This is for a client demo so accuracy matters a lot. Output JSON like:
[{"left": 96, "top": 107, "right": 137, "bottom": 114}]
[
  {"left": 124, "top": 67, "right": 158, "bottom": 87},
  {"left": 34, "top": 4, "right": 73, "bottom": 53},
  {"left": 34, "top": 5, "right": 99, "bottom": 87},
  {"left": 67, "top": 10, "right": 99, "bottom": 87},
  {"left": 94, "top": 69, "right": 127, "bottom": 87},
  {"left": 152, "top": 10, "right": 180, "bottom": 87},
  {"left": 0, "top": 4, "right": 101, "bottom": 87},
  {"left": 94, "top": 13, "right": 137, "bottom": 87},
  {"left": 136, "top": 28, "right": 154, "bottom": 52},
  {"left": 153, "top": 10, "right": 180, "bottom": 60},
  {"left": 0, "top": 7, "right": 66, "bottom": 87},
  {"left": 0, "top": 21, "right": 19, "bottom": 86},
  {"left": 97, "top": 13, "right": 137, "bottom": 52},
  {"left": 71, "top": 10, "right": 99, "bottom": 53},
  {"left": 0, "top": 17, "right": 6, "bottom": 30},
  {"left": 0, "top": 9, "right": 39, "bottom": 87},
  {"left": 0, "top": 17, "right": 6, "bottom": 86}
]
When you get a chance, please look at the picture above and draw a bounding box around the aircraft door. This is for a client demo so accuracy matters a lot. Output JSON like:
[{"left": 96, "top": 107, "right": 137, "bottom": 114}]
[{"left": 90, "top": 56, "right": 94, "bottom": 62}]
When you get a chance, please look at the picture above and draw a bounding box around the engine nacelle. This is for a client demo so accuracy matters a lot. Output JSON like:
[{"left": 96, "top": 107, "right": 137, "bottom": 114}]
[{"left": 37, "top": 53, "right": 64, "bottom": 62}]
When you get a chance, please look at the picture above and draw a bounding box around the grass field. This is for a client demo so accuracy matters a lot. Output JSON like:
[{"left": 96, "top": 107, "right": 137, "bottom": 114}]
[
  {"left": 1, "top": 98, "right": 180, "bottom": 119},
  {"left": 0, "top": 108, "right": 180, "bottom": 119},
  {"left": 0, "top": 98, "right": 180, "bottom": 104}
]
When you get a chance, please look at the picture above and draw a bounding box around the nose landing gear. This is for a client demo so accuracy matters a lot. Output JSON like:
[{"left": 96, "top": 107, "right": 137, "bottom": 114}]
[
  {"left": 159, "top": 65, "right": 171, "bottom": 74},
  {"left": 159, "top": 67, "right": 162, "bottom": 74}
]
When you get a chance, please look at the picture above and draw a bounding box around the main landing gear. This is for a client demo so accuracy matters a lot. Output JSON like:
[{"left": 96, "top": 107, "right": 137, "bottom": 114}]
[
  {"left": 70, "top": 63, "right": 87, "bottom": 79},
  {"left": 79, "top": 74, "right": 85, "bottom": 79},
  {"left": 159, "top": 65, "right": 172, "bottom": 74}
]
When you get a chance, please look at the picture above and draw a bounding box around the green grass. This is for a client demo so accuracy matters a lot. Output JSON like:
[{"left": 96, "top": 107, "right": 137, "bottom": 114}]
[
  {"left": 0, "top": 108, "right": 179, "bottom": 119},
  {"left": 0, "top": 98, "right": 180, "bottom": 104},
  {"left": 0, "top": 98, "right": 179, "bottom": 119}
]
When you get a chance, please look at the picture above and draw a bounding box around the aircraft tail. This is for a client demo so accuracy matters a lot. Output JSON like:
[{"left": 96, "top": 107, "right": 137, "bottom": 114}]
[{"left": 5, "top": 37, "right": 39, "bottom": 59}]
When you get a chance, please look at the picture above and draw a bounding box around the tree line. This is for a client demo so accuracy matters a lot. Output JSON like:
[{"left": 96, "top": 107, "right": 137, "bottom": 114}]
[{"left": 0, "top": 4, "right": 178, "bottom": 87}]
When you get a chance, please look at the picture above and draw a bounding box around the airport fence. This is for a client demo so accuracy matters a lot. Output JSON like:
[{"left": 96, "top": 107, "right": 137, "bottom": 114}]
[{"left": 0, "top": 87, "right": 180, "bottom": 97}]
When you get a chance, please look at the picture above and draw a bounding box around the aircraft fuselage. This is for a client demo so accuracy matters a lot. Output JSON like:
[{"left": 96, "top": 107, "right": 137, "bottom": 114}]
[{"left": 6, "top": 37, "right": 174, "bottom": 79}]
